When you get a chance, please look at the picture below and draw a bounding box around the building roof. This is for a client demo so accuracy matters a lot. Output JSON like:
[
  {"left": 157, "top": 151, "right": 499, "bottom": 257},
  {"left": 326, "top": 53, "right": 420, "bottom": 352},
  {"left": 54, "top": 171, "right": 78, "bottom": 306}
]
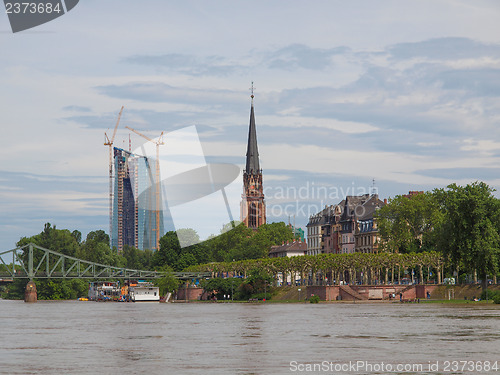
[
  {"left": 269, "top": 240, "right": 307, "bottom": 255},
  {"left": 245, "top": 99, "right": 260, "bottom": 174},
  {"left": 307, "top": 204, "right": 338, "bottom": 227},
  {"left": 339, "top": 194, "right": 385, "bottom": 222}
]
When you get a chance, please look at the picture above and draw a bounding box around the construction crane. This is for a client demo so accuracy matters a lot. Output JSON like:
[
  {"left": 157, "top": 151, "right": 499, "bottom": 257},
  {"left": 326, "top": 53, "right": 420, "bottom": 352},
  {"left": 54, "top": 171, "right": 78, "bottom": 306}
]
[
  {"left": 126, "top": 126, "right": 164, "bottom": 251},
  {"left": 104, "top": 106, "right": 124, "bottom": 248}
]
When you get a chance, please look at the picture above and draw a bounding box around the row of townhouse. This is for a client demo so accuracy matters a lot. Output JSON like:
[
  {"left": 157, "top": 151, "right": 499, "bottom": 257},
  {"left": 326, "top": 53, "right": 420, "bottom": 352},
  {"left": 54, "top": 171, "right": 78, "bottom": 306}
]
[{"left": 306, "top": 193, "right": 387, "bottom": 255}]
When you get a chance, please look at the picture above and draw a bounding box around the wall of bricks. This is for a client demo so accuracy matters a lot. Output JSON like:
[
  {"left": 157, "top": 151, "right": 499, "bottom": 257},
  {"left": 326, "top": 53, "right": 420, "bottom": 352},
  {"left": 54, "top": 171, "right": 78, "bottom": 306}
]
[{"left": 306, "top": 285, "right": 437, "bottom": 301}]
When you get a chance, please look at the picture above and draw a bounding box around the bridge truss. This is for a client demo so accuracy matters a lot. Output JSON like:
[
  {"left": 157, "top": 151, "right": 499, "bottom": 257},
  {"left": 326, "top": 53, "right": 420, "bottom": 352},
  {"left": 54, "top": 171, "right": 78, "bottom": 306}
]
[{"left": 0, "top": 243, "right": 210, "bottom": 281}]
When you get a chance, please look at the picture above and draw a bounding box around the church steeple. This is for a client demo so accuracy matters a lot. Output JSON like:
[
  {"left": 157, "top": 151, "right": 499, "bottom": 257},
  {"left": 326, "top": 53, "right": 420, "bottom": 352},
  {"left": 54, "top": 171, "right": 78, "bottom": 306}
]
[
  {"left": 241, "top": 82, "right": 266, "bottom": 229},
  {"left": 245, "top": 90, "right": 260, "bottom": 174}
]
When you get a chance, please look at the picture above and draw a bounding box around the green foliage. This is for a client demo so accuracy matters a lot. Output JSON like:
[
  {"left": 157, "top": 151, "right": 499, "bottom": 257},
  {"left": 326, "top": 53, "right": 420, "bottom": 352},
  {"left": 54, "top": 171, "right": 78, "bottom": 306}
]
[
  {"left": 153, "top": 230, "right": 211, "bottom": 271},
  {"left": 1, "top": 279, "right": 26, "bottom": 299},
  {"left": 17, "top": 223, "right": 80, "bottom": 260},
  {"left": 480, "top": 289, "right": 500, "bottom": 304},
  {"left": 36, "top": 279, "right": 88, "bottom": 300},
  {"left": 154, "top": 266, "right": 180, "bottom": 296},
  {"left": 309, "top": 295, "right": 320, "bottom": 303},
  {"left": 122, "top": 245, "right": 154, "bottom": 270},
  {"left": 435, "top": 182, "right": 500, "bottom": 290},
  {"left": 376, "top": 191, "right": 441, "bottom": 253},
  {"left": 203, "top": 222, "right": 295, "bottom": 262},
  {"left": 152, "top": 223, "right": 295, "bottom": 271},
  {"left": 4, "top": 223, "right": 124, "bottom": 300},
  {"left": 200, "top": 277, "right": 240, "bottom": 300},
  {"left": 237, "top": 268, "right": 273, "bottom": 300}
]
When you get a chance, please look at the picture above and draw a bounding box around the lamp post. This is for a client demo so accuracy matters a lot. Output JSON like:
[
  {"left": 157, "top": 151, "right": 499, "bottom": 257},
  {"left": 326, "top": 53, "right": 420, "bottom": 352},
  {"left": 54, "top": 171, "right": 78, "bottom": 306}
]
[{"left": 486, "top": 275, "right": 489, "bottom": 301}]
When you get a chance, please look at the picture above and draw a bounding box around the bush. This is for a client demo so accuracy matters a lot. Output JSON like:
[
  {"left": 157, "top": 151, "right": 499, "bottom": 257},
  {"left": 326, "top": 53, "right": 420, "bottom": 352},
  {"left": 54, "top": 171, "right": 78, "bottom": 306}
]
[
  {"left": 309, "top": 295, "right": 320, "bottom": 304},
  {"left": 480, "top": 290, "right": 500, "bottom": 303}
]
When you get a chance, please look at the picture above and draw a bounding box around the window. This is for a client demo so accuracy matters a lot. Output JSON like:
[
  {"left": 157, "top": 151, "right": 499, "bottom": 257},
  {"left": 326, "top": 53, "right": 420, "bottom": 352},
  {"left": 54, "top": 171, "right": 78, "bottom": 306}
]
[{"left": 249, "top": 203, "right": 257, "bottom": 228}]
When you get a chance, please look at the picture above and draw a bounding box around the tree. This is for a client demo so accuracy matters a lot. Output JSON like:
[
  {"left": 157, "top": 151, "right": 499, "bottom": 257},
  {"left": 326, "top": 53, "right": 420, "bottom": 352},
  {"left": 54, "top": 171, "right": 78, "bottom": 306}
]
[
  {"left": 85, "top": 230, "right": 109, "bottom": 246},
  {"left": 155, "top": 266, "right": 180, "bottom": 296},
  {"left": 17, "top": 223, "right": 80, "bottom": 257},
  {"left": 200, "top": 277, "right": 239, "bottom": 300},
  {"left": 153, "top": 231, "right": 182, "bottom": 269},
  {"left": 122, "top": 245, "right": 154, "bottom": 270},
  {"left": 376, "top": 192, "right": 440, "bottom": 253},
  {"left": 237, "top": 268, "right": 274, "bottom": 300},
  {"left": 153, "top": 230, "right": 211, "bottom": 271},
  {"left": 435, "top": 182, "right": 500, "bottom": 291},
  {"left": 76, "top": 230, "right": 123, "bottom": 267}
]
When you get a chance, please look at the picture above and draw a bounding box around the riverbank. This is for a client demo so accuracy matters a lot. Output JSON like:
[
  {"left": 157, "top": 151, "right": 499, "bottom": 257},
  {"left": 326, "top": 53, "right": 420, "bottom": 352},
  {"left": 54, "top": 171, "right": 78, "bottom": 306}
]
[{"left": 270, "top": 284, "right": 500, "bottom": 303}]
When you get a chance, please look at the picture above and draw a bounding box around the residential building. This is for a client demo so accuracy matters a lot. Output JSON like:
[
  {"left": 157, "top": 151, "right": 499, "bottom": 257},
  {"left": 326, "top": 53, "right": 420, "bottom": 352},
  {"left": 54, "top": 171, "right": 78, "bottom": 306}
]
[
  {"left": 321, "top": 205, "right": 342, "bottom": 254},
  {"left": 306, "top": 208, "right": 328, "bottom": 255},
  {"left": 307, "top": 193, "right": 386, "bottom": 255},
  {"left": 354, "top": 194, "right": 385, "bottom": 253},
  {"left": 340, "top": 194, "right": 385, "bottom": 254}
]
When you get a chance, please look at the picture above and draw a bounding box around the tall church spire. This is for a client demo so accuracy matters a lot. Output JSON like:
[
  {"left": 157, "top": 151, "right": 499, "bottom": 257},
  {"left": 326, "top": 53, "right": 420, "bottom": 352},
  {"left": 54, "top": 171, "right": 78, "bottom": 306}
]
[
  {"left": 245, "top": 82, "right": 260, "bottom": 174},
  {"left": 241, "top": 82, "right": 266, "bottom": 229}
]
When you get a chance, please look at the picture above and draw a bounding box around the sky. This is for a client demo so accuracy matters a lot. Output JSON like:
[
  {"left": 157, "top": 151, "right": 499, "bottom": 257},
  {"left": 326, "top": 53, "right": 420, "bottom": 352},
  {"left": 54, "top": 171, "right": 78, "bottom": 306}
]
[{"left": 1, "top": 0, "right": 500, "bottom": 250}]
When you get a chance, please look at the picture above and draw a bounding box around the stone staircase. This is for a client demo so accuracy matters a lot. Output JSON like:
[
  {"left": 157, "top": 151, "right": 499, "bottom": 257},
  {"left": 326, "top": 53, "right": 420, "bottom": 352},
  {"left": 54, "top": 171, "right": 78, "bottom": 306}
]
[{"left": 340, "top": 285, "right": 368, "bottom": 300}]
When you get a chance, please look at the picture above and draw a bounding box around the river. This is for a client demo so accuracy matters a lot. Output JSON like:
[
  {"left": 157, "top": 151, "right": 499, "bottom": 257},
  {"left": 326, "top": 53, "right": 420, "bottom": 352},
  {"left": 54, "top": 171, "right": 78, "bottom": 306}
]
[{"left": 0, "top": 300, "right": 498, "bottom": 374}]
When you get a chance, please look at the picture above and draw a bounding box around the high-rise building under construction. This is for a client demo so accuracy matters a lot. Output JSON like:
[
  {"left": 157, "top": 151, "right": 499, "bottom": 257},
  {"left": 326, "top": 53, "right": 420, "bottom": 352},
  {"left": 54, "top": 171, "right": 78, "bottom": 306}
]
[{"left": 111, "top": 147, "right": 164, "bottom": 252}]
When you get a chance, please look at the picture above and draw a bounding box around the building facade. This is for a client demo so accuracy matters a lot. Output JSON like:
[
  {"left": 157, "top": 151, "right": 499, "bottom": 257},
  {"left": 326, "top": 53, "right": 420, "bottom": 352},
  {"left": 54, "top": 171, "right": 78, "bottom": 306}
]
[
  {"left": 269, "top": 240, "right": 307, "bottom": 258},
  {"left": 112, "top": 147, "right": 163, "bottom": 252},
  {"left": 306, "top": 193, "right": 386, "bottom": 255},
  {"left": 241, "top": 91, "right": 266, "bottom": 229},
  {"left": 306, "top": 209, "right": 326, "bottom": 255}
]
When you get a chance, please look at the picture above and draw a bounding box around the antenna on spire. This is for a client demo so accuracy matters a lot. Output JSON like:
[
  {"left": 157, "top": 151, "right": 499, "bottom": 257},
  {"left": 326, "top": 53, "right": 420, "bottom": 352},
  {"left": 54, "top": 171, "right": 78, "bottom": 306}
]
[
  {"left": 371, "top": 178, "right": 377, "bottom": 196},
  {"left": 250, "top": 81, "right": 255, "bottom": 103}
]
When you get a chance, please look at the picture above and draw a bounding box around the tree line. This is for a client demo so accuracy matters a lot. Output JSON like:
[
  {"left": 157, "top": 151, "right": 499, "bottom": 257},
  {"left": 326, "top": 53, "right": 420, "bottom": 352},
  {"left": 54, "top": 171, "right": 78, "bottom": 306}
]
[
  {"left": 0, "top": 222, "right": 295, "bottom": 299},
  {"left": 376, "top": 181, "right": 500, "bottom": 289},
  {"left": 188, "top": 181, "right": 500, "bottom": 293},
  {"left": 2, "top": 181, "right": 499, "bottom": 300}
]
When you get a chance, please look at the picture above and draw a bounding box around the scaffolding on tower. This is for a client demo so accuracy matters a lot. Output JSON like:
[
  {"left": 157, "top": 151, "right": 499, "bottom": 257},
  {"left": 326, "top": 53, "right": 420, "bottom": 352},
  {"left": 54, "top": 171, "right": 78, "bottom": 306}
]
[
  {"left": 126, "top": 126, "right": 164, "bottom": 251},
  {"left": 104, "top": 106, "right": 124, "bottom": 249}
]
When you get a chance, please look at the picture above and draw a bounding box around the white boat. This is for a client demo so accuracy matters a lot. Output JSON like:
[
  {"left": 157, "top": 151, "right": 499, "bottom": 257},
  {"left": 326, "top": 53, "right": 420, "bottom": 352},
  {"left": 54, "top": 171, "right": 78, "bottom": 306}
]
[{"left": 129, "top": 285, "right": 160, "bottom": 302}]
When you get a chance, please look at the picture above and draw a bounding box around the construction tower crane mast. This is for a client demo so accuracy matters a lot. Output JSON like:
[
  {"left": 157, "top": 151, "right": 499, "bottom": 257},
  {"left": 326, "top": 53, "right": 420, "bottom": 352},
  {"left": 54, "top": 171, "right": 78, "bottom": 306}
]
[
  {"left": 125, "top": 126, "right": 164, "bottom": 251},
  {"left": 104, "top": 106, "right": 124, "bottom": 248}
]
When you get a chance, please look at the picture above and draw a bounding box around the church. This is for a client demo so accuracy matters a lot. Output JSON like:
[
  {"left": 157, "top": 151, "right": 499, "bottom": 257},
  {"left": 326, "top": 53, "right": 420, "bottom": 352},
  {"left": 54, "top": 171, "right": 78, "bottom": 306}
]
[{"left": 241, "top": 86, "right": 266, "bottom": 229}]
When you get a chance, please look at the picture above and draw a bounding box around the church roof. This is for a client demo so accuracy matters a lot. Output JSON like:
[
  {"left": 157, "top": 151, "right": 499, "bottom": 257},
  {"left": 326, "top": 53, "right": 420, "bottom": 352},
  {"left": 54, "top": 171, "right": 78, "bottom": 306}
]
[{"left": 245, "top": 99, "right": 260, "bottom": 174}]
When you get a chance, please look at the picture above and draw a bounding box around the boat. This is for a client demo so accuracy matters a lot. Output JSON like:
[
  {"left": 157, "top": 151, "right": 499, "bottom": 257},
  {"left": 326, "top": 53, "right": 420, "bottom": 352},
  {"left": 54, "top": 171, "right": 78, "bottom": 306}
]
[
  {"left": 88, "top": 281, "right": 121, "bottom": 301},
  {"left": 129, "top": 282, "right": 160, "bottom": 302}
]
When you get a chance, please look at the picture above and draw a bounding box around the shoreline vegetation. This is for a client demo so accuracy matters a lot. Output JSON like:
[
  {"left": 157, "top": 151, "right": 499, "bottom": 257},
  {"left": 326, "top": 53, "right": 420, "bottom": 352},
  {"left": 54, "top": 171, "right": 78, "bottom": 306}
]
[{"left": 1, "top": 181, "right": 499, "bottom": 302}]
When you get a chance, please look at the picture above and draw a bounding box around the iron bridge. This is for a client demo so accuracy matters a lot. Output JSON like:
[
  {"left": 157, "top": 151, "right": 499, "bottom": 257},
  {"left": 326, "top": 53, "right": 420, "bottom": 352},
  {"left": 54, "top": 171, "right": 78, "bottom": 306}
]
[{"left": 0, "top": 243, "right": 210, "bottom": 281}]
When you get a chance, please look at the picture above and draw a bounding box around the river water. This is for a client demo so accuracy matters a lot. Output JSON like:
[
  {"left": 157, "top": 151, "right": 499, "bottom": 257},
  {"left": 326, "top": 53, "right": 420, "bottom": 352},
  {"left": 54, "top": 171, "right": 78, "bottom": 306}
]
[{"left": 0, "top": 300, "right": 499, "bottom": 375}]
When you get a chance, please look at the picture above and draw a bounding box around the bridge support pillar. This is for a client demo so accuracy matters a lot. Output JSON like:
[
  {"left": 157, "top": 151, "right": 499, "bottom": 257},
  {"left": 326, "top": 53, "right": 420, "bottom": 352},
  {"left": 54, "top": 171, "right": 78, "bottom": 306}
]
[{"left": 24, "top": 280, "right": 37, "bottom": 303}]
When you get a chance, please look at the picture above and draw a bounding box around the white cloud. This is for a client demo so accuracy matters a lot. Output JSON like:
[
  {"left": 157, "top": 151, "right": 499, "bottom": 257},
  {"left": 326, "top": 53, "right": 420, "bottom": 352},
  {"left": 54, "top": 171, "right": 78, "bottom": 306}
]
[{"left": 2, "top": 1, "right": 500, "bottom": 248}]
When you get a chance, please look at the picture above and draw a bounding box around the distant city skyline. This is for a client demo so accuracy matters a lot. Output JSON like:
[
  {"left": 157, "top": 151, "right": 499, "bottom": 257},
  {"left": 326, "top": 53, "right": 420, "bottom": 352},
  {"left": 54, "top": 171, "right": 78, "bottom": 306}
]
[{"left": 1, "top": 1, "right": 500, "bottom": 250}]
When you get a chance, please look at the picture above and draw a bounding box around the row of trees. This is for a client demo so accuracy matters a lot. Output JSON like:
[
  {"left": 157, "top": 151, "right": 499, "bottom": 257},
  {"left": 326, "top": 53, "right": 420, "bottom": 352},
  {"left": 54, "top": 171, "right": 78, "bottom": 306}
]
[
  {"left": 189, "top": 251, "right": 444, "bottom": 287},
  {"left": 376, "top": 182, "right": 500, "bottom": 289},
  {"left": 153, "top": 222, "right": 296, "bottom": 271}
]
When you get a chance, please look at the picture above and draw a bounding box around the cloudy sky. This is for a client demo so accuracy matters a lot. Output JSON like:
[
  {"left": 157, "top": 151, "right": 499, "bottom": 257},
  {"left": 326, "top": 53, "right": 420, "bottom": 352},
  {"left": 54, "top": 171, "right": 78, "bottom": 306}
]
[{"left": 1, "top": 0, "right": 500, "bottom": 250}]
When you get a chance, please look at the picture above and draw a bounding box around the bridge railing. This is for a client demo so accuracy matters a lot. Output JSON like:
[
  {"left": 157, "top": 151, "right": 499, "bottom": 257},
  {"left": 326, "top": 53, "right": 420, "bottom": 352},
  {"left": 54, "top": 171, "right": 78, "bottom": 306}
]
[{"left": 0, "top": 243, "right": 210, "bottom": 280}]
